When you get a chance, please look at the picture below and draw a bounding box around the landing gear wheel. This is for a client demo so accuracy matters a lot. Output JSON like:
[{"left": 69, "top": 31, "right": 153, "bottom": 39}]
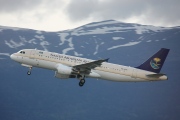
[
  {"left": 27, "top": 71, "right": 31, "bottom": 75},
  {"left": 80, "top": 79, "right": 85, "bottom": 84},
  {"left": 79, "top": 82, "right": 84, "bottom": 87},
  {"left": 79, "top": 79, "right": 85, "bottom": 87},
  {"left": 27, "top": 66, "right": 32, "bottom": 75}
]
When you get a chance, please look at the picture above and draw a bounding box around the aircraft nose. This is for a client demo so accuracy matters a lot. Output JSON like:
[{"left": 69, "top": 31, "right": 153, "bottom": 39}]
[{"left": 10, "top": 54, "right": 15, "bottom": 60}]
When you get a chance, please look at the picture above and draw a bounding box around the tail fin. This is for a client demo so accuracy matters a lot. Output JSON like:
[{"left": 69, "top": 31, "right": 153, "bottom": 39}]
[{"left": 137, "top": 48, "right": 170, "bottom": 73}]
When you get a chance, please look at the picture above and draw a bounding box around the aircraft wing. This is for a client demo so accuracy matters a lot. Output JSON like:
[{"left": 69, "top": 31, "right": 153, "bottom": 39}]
[{"left": 72, "top": 58, "right": 109, "bottom": 74}]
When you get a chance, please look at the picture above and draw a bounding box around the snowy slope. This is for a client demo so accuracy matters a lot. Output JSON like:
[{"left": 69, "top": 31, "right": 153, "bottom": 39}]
[{"left": 0, "top": 20, "right": 179, "bottom": 58}]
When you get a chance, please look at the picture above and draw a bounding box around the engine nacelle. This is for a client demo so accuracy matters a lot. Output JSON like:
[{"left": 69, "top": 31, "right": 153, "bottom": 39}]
[
  {"left": 54, "top": 71, "right": 69, "bottom": 79},
  {"left": 56, "top": 64, "right": 72, "bottom": 75}
]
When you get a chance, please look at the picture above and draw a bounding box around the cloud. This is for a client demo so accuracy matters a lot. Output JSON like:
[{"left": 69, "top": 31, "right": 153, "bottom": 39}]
[
  {"left": 0, "top": 0, "right": 69, "bottom": 31},
  {"left": 65, "top": 0, "right": 180, "bottom": 26},
  {"left": 65, "top": 0, "right": 148, "bottom": 21},
  {"left": 65, "top": 0, "right": 98, "bottom": 21},
  {"left": 141, "top": 0, "right": 180, "bottom": 26},
  {"left": 0, "top": 0, "right": 66, "bottom": 13},
  {"left": 0, "top": 0, "right": 43, "bottom": 12},
  {"left": 0, "top": 0, "right": 179, "bottom": 31}
]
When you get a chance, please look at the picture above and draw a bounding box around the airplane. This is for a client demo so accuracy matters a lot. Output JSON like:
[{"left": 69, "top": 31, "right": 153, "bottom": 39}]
[{"left": 10, "top": 48, "right": 169, "bottom": 87}]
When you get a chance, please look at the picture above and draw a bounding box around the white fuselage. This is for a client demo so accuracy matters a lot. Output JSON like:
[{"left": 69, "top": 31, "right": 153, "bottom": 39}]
[{"left": 10, "top": 49, "right": 168, "bottom": 82}]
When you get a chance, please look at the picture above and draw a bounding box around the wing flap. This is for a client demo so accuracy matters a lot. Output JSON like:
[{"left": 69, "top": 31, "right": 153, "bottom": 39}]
[
  {"left": 73, "top": 58, "right": 109, "bottom": 69},
  {"left": 73, "top": 58, "right": 109, "bottom": 74}
]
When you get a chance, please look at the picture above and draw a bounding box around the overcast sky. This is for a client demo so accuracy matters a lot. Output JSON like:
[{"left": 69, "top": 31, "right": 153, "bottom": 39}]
[{"left": 0, "top": 0, "right": 179, "bottom": 31}]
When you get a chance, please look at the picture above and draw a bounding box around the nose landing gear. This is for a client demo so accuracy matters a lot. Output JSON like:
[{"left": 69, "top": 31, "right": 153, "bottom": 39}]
[{"left": 27, "top": 67, "right": 32, "bottom": 75}]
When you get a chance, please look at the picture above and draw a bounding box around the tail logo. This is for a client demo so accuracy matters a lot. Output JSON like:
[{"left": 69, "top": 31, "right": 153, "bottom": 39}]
[{"left": 150, "top": 58, "right": 161, "bottom": 69}]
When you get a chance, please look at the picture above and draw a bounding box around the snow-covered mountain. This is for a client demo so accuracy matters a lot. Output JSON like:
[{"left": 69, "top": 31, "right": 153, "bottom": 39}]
[
  {"left": 1, "top": 20, "right": 179, "bottom": 58},
  {"left": 1, "top": 20, "right": 180, "bottom": 120}
]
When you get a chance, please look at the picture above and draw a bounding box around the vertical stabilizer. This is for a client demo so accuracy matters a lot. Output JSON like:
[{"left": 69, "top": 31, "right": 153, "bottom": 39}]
[{"left": 137, "top": 48, "right": 170, "bottom": 73}]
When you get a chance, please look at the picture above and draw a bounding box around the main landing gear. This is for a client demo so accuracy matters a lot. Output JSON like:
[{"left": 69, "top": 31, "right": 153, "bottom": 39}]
[
  {"left": 78, "top": 75, "right": 86, "bottom": 87},
  {"left": 79, "top": 79, "right": 85, "bottom": 87},
  {"left": 27, "top": 67, "right": 32, "bottom": 75}
]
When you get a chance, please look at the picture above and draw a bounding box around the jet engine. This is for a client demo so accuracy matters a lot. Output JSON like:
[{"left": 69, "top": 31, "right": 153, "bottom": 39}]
[
  {"left": 54, "top": 71, "right": 70, "bottom": 79},
  {"left": 56, "top": 64, "right": 72, "bottom": 75}
]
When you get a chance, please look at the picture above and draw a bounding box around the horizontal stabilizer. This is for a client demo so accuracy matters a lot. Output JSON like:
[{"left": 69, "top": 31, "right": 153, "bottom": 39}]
[{"left": 146, "top": 73, "right": 166, "bottom": 78}]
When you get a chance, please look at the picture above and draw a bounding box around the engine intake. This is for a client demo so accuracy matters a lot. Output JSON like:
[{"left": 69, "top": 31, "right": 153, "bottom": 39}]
[{"left": 56, "top": 64, "right": 72, "bottom": 75}]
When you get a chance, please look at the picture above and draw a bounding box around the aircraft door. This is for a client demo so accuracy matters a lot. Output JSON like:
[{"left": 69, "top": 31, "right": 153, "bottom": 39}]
[
  {"left": 30, "top": 50, "right": 39, "bottom": 66},
  {"left": 30, "top": 50, "right": 36, "bottom": 58}
]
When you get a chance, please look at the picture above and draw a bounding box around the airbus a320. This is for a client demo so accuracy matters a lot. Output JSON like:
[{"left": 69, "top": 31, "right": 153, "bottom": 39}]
[{"left": 10, "top": 48, "right": 169, "bottom": 87}]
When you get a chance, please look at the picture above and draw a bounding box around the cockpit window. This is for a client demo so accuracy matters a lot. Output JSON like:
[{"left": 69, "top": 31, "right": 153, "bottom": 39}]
[{"left": 19, "top": 51, "right": 25, "bottom": 54}]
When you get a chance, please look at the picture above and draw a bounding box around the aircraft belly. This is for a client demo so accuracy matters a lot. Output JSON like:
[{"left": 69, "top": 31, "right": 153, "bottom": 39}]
[
  {"left": 23, "top": 57, "right": 56, "bottom": 70},
  {"left": 94, "top": 70, "right": 145, "bottom": 82},
  {"left": 37, "top": 60, "right": 57, "bottom": 70},
  {"left": 22, "top": 57, "right": 38, "bottom": 66}
]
